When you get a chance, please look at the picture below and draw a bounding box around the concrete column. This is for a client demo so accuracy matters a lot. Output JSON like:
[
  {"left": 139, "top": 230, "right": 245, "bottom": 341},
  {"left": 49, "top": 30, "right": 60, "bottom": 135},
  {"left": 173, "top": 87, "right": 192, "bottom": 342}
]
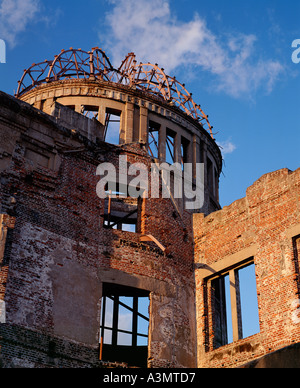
[
  {"left": 34, "top": 100, "right": 43, "bottom": 110},
  {"left": 75, "top": 105, "right": 83, "bottom": 114},
  {"left": 97, "top": 105, "right": 106, "bottom": 126},
  {"left": 43, "top": 98, "right": 55, "bottom": 115},
  {"left": 175, "top": 132, "right": 182, "bottom": 164},
  {"left": 139, "top": 107, "right": 148, "bottom": 144},
  {"left": 125, "top": 102, "right": 134, "bottom": 143},
  {"left": 229, "top": 270, "right": 243, "bottom": 342}
]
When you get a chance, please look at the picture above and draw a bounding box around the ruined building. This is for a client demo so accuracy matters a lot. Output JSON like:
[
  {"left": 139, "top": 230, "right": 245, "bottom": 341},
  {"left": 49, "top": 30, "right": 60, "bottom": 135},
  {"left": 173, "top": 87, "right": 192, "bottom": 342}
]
[{"left": 0, "top": 48, "right": 299, "bottom": 368}]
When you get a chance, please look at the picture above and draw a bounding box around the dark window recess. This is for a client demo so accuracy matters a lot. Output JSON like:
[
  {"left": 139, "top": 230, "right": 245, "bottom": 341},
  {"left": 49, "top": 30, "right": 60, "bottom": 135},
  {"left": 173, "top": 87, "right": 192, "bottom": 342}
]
[
  {"left": 181, "top": 137, "right": 189, "bottom": 170},
  {"left": 293, "top": 236, "right": 300, "bottom": 297},
  {"left": 100, "top": 283, "right": 150, "bottom": 368},
  {"left": 2, "top": 228, "right": 14, "bottom": 265},
  {"left": 207, "top": 157, "right": 214, "bottom": 195},
  {"left": 211, "top": 275, "right": 228, "bottom": 349}
]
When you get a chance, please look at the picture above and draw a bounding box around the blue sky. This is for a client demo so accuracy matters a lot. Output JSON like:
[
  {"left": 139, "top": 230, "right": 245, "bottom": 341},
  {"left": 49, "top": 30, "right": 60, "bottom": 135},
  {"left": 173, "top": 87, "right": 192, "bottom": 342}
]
[{"left": 0, "top": 0, "right": 299, "bottom": 207}]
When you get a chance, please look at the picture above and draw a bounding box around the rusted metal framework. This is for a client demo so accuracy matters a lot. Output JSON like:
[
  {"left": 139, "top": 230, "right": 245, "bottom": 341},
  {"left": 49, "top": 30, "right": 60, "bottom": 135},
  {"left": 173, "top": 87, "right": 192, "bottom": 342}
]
[{"left": 16, "top": 47, "right": 214, "bottom": 137}]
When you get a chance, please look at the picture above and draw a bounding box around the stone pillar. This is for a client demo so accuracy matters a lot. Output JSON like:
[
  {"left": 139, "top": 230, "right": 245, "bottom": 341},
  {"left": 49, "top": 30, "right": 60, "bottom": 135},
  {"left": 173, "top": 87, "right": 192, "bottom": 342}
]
[
  {"left": 125, "top": 102, "right": 134, "bottom": 143},
  {"left": 139, "top": 107, "right": 148, "bottom": 144},
  {"left": 174, "top": 132, "right": 182, "bottom": 164},
  {"left": 97, "top": 105, "right": 106, "bottom": 126},
  {"left": 229, "top": 270, "right": 243, "bottom": 342},
  {"left": 186, "top": 138, "right": 193, "bottom": 164},
  {"left": 75, "top": 105, "right": 83, "bottom": 114}
]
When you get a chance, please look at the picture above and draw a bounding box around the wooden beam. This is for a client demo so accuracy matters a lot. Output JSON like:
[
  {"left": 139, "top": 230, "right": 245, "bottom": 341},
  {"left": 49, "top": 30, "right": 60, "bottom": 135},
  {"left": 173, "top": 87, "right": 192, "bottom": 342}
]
[{"left": 140, "top": 234, "right": 166, "bottom": 253}]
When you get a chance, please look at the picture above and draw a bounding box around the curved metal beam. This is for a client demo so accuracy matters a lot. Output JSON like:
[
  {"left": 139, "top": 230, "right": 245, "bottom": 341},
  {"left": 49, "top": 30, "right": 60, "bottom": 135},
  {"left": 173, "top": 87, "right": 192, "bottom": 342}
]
[{"left": 15, "top": 47, "right": 214, "bottom": 137}]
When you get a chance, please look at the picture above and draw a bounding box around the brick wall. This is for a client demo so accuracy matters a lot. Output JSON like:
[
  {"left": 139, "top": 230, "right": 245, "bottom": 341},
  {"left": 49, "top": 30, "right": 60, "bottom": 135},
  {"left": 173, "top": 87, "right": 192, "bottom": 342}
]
[
  {"left": 2, "top": 89, "right": 299, "bottom": 369},
  {"left": 0, "top": 91, "right": 197, "bottom": 368},
  {"left": 194, "top": 168, "right": 300, "bottom": 368}
]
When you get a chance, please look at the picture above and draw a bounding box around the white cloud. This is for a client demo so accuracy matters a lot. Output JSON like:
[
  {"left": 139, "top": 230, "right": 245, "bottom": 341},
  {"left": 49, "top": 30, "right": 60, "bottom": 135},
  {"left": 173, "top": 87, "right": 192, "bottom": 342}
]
[
  {"left": 217, "top": 140, "right": 237, "bottom": 155},
  {"left": 0, "top": 0, "right": 40, "bottom": 47},
  {"left": 102, "top": 0, "right": 284, "bottom": 99}
]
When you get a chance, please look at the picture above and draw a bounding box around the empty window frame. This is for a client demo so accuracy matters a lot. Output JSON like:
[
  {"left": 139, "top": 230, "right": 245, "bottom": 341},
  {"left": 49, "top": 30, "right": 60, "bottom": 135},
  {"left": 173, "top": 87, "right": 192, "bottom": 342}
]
[
  {"left": 82, "top": 105, "right": 99, "bottom": 120},
  {"left": 181, "top": 136, "right": 190, "bottom": 170},
  {"left": 208, "top": 260, "right": 260, "bottom": 350},
  {"left": 103, "top": 183, "right": 142, "bottom": 233},
  {"left": 166, "top": 128, "right": 176, "bottom": 165},
  {"left": 148, "top": 121, "right": 160, "bottom": 159},
  {"left": 100, "top": 284, "right": 150, "bottom": 367},
  {"left": 104, "top": 108, "right": 121, "bottom": 145}
]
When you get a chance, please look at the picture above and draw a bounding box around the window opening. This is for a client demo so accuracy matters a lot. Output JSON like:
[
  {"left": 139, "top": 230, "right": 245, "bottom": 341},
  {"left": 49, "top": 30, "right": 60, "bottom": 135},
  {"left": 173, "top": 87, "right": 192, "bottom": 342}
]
[
  {"left": 103, "top": 182, "right": 142, "bottom": 233},
  {"left": 209, "top": 260, "right": 260, "bottom": 350},
  {"left": 104, "top": 109, "right": 121, "bottom": 144},
  {"left": 166, "top": 129, "right": 176, "bottom": 165},
  {"left": 211, "top": 274, "right": 230, "bottom": 349},
  {"left": 82, "top": 105, "right": 99, "bottom": 120},
  {"left": 100, "top": 284, "right": 150, "bottom": 368},
  {"left": 239, "top": 264, "right": 260, "bottom": 338},
  {"left": 148, "top": 121, "right": 160, "bottom": 159},
  {"left": 293, "top": 236, "right": 300, "bottom": 297},
  {"left": 181, "top": 137, "right": 189, "bottom": 171},
  {"left": 181, "top": 144, "right": 185, "bottom": 170},
  {"left": 224, "top": 275, "right": 234, "bottom": 344}
]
